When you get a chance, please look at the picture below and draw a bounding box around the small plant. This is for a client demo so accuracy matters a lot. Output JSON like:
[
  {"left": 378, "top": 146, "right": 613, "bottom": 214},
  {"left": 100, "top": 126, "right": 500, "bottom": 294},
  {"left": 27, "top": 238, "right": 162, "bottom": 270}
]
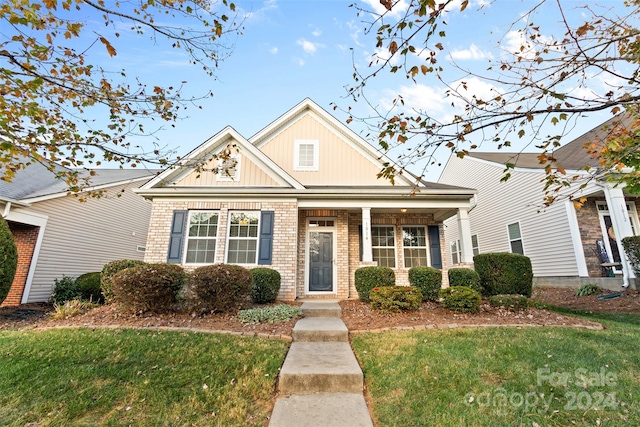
[
  {"left": 448, "top": 268, "right": 483, "bottom": 294},
  {"left": 101, "top": 259, "right": 146, "bottom": 303},
  {"left": 439, "top": 286, "right": 482, "bottom": 313},
  {"left": 576, "top": 284, "right": 600, "bottom": 297},
  {"left": 408, "top": 266, "right": 442, "bottom": 301},
  {"left": 187, "top": 264, "right": 252, "bottom": 313},
  {"left": 50, "top": 298, "right": 99, "bottom": 320},
  {"left": 111, "top": 263, "right": 185, "bottom": 313},
  {"left": 370, "top": 286, "right": 422, "bottom": 313},
  {"left": 488, "top": 294, "right": 529, "bottom": 311},
  {"left": 250, "top": 268, "right": 281, "bottom": 304},
  {"left": 354, "top": 266, "right": 395, "bottom": 302},
  {"left": 622, "top": 236, "right": 640, "bottom": 277},
  {"left": 49, "top": 276, "right": 80, "bottom": 305},
  {"left": 237, "top": 304, "right": 303, "bottom": 323},
  {"left": 75, "top": 272, "right": 103, "bottom": 303},
  {"left": 0, "top": 216, "right": 18, "bottom": 304}
]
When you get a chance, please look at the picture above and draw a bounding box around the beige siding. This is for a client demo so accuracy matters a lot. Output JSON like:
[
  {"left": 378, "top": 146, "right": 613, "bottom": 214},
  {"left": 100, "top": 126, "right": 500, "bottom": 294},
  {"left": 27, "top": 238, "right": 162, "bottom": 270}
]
[
  {"left": 23, "top": 183, "right": 152, "bottom": 302},
  {"left": 173, "top": 154, "right": 280, "bottom": 187},
  {"left": 440, "top": 156, "right": 578, "bottom": 276},
  {"left": 259, "top": 114, "right": 392, "bottom": 186}
]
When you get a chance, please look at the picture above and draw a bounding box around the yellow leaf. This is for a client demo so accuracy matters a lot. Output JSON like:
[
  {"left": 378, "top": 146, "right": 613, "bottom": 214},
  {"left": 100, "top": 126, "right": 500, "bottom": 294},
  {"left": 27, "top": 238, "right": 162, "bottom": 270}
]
[{"left": 99, "top": 37, "right": 117, "bottom": 57}]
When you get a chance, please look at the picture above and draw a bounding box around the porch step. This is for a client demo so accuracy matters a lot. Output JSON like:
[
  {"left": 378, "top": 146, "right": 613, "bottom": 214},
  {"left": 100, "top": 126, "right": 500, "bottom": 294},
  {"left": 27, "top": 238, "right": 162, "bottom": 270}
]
[
  {"left": 269, "top": 393, "right": 373, "bottom": 427},
  {"left": 292, "top": 317, "right": 348, "bottom": 342},
  {"left": 300, "top": 301, "right": 342, "bottom": 318},
  {"left": 278, "top": 342, "right": 363, "bottom": 394}
]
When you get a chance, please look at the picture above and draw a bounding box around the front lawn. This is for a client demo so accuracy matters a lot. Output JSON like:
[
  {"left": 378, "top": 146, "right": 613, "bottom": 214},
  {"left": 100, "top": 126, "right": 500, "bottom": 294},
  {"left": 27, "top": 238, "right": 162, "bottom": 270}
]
[
  {"left": 0, "top": 328, "right": 289, "bottom": 426},
  {"left": 352, "top": 313, "right": 640, "bottom": 426}
]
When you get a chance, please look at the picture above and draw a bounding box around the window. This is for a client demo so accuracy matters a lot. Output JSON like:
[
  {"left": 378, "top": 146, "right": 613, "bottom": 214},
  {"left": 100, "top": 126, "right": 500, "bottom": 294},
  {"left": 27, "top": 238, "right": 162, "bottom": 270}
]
[
  {"left": 472, "top": 234, "right": 479, "bottom": 256},
  {"left": 216, "top": 154, "right": 241, "bottom": 181},
  {"left": 451, "top": 240, "right": 461, "bottom": 264},
  {"left": 294, "top": 139, "right": 319, "bottom": 171},
  {"left": 226, "top": 211, "right": 260, "bottom": 264},
  {"left": 372, "top": 226, "right": 396, "bottom": 268},
  {"left": 507, "top": 222, "right": 524, "bottom": 254},
  {"left": 402, "top": 226, "right": 428, "bottom": 268},
  {"left": 185, "top": 211, "right": 219, "bottom": 264}
]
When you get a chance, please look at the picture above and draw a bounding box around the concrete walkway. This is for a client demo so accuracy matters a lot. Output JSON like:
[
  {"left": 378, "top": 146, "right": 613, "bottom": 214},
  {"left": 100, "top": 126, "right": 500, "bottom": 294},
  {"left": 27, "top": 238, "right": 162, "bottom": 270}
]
[{"left": 269, "top": 301, "right": 374, "bottom": 427}]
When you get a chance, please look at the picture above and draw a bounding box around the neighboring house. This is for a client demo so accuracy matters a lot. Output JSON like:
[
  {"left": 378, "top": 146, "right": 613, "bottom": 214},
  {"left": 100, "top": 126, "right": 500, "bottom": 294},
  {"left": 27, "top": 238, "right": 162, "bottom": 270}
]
[
  {"left": 136, "top": 99, "right": 476, "bottom": 300},
  {"left": 0, "top": 160, "right": 155, "bottom": 305},
  {"left": 439, "top": 114, "right": 639, "bottom": 289}
]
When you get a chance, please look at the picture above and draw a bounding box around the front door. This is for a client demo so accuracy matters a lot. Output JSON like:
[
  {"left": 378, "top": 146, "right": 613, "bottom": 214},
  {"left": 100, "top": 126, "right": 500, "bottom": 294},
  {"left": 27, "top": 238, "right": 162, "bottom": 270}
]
[{"left": 309, "top": 231, "right": 333, "bottom": 292}]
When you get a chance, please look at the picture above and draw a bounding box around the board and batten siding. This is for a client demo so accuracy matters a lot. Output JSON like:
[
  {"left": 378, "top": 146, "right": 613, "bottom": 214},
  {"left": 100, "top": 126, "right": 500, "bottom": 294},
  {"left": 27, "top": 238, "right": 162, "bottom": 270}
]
[
  {"left": 259, "top": 114, "right": 391, "bottom": 186},
  {"left": 21, "top": 182, "right": 151, "bottom": 302},
  {"left": 440, "top": 156, "right": 579, "bottom": 277},
  {"left": 173, "top": 152, "right": 280, "bottom": 187}
]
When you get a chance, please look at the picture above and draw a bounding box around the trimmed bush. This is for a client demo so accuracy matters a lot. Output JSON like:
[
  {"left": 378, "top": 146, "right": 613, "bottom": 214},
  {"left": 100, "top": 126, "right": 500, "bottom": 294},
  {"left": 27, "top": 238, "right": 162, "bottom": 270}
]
[
  {"left": 111, "top": 263, "right": 185, "bottom": 313},
  {"left": 250, "top": 268, "right": 281, "bottom": 304},
  {"left": 370, "top": 286, "right": 422, "bottom": 313},
  {"left": 409, "top": 266, "right": 442, "bottom": 301},
  {"left": 448, "top": 268, "right": 482, "bottom": 294},
  {"left": 488, "top": 294, "right": 529, "bottom": 312},
  {"left": 439, "top": 286, "right": 482, "bottom": 313},
  {"left": 622, "top": 236, "right": 640, "bottom": 276},
  {"left": 474, "top": 252, "right": 533, "bottom": 297},
  {"left": 101, "top": 259, "right": 146, "bottom": 303},
  {"left": 49, "top": 276, "right": 80, "bottom": 305},
  {"left": 0, "top": 216, "right": 18, "bottom": 304},
  {"left": 187, "top": 264, "right": 252, "bottom": 313},
  {"left": 354, "top": 266, "right": 395, "bottom": 302},
  {"left": 76, "top": 272, "right": 103, "bottom": 303}
]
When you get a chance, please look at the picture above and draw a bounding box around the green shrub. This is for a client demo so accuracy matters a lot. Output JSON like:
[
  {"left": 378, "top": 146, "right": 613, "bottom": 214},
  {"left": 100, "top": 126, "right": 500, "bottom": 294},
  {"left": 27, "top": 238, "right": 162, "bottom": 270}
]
[
  {"left": 575, "top": 284, "right": 600, "bottom": 297},
  {"left": 75, "top": 272, "right": 103, "bottom": 303},
  {"left": 354, "top": 266, "right": 395, "bottom": 302},
  {"left": 237, "top": 304, "right": 303, "bottom": 323},
  {"left": 622, "top": 236, "right": 640, "bottom": 276},
  {"left": 0, "top": 216, "right": 18, "bottom": 304},
  {"left": 187, "top": 264, "right": 252, "bottom": 313},
  {"left": 49, "top": 276, "right": 80, "bottom": 305},
  {"left": 474, "top": 252, "right": 533, "bottom": 297},
  {"left": 111, "top": 263, "right": 185, "bottom": 313},
  {"left": 101, "top": 259, "right": 146, "bottom": 303},
  {"left": 439, "top": 286, "right": 482, "bottom": 313},
  {"left": 408, "top": 266, "right": 442, "bottom": 301},
  {"left": 370, "top": 286, "right": 422, "bottom": 313},
  {"left": 250, "top": 268, "right": 281, "bottom": 304},
  {"left": 448, "top": 268, "right": 482, "bottom": 294},
  {"left": 488, "top": 294, "right": 529, "bottom": 311}
]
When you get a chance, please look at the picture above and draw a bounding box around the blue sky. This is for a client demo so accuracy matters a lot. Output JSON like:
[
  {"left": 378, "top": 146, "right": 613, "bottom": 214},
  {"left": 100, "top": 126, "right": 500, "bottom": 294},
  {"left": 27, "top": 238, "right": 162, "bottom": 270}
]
[{"left": 78, "top": 0, "right": 629, "bottom": 181}]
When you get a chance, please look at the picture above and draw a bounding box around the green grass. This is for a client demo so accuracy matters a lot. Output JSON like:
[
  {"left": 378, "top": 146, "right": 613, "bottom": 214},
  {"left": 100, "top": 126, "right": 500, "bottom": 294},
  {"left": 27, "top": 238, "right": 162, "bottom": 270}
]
[
  {"left": 0, "top": 328, "right": 289, "bottom": 426},
  {"left": 352, "top": 312, "right": 640, "bottom": 426}
]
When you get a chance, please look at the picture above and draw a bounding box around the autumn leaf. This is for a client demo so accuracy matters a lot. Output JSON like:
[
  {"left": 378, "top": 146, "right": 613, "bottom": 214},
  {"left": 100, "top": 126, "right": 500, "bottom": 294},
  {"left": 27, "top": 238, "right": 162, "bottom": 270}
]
[{"left": 99, "top": 37, "right": 117, "bottom": 57}]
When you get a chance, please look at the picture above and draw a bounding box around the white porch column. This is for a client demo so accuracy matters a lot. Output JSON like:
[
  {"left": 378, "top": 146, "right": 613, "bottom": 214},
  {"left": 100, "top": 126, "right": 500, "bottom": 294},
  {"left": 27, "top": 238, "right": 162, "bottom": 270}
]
[
  {"left": 457, "top": 207, "right": 474, "bottom": 264},
  {"left": 361, "top": 207, "right": 373, "bottom": 262},
  {"left": 603, "top": 183, "right": 636, "bottom": 286}
]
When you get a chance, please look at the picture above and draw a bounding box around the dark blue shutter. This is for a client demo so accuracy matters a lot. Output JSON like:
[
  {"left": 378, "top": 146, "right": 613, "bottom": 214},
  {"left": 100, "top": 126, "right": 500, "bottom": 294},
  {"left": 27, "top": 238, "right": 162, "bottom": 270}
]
[
  {"left": 258, "top": 211, "right": 274, "bottom": 265},
  {"left": 358, "top": 225, "right": 363, "bottom": 262},
  {"left": 428, "top": 225, "right": 442, "bottom": 269},
  {"left": 167, "top": 210, "right": 187, "bottom": 263}
]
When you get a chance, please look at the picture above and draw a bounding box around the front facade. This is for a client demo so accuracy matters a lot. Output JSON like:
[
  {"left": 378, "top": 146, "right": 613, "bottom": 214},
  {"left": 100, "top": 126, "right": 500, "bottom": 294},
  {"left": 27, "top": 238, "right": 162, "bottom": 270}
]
[
  {"left": 138, "top": 99, "right": 476, "bottom": 300},
  {"left": 439, "top": 114, "right": 640, "bottom": 289}
]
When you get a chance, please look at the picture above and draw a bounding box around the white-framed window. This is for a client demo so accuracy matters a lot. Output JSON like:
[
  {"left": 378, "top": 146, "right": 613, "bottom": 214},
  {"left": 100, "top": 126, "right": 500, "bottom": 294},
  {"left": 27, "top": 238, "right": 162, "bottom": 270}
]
[
  {"left": 402, "top": 226, "right": 428, "bottom": 268},
  {"left": 451, "top": 240, "right": 461, "bottom": 264},
  {"left": 507, "top": 222, "right": 524, "bottom": 255},
  {"left": 472, "top": 234, "right": 479, "bottom": 256},
  {"left": 294, "top": 139, "right": 319, "bottom": 171},
  {"left": 226, "top": 211, "right": 260, "bottom": 264},
  {"left": 372, "top": 225, "right": 396, "bottom": 268},
  {"left": 216, "top": 154, "right": 241, "bottom": 181},
  {"left": 185, "top": 211, "right": 219, "bottom": 264}
]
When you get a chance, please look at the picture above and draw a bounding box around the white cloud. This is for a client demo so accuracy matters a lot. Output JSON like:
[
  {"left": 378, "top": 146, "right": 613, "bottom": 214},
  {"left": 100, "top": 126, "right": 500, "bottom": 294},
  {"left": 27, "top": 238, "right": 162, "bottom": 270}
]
[
  {"left": 296, "top": 58, "right": 305, "bottom": 67},
  {"left": 449, "top": 43, "right": 493, "bottom": 61},
  {"left": 311, "top": 29, "right": 322, "bottom": 37},
  {"left": 269, "top": 46, "right": 278, "bottom": 54},
  {"left": 297, "top": 38, "right": 324, "bottom": 55},
  {"left": 359, "top": 0, "right": 409, "bottom": 19},
  {"left": 242, "top": 0, "right": 278, "bottom": 21}
]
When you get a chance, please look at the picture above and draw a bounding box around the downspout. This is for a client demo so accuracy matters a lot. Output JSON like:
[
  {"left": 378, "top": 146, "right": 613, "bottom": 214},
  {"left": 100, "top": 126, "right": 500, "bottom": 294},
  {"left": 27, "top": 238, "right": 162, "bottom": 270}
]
[{"left": 2, "top": 201, "right": 11, "bottom": 218}]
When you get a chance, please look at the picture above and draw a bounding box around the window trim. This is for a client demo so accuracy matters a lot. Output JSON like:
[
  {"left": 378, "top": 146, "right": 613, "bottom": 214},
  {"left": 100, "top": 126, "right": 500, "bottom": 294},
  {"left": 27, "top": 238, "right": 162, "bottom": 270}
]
[
  {"left": 471, "top": 234, "right": 479, "bottom": 256},
  {"left": 451, "top": 239, "right": 461, "bottom": 265},
  {"left": 294, "top": 139, "right": 319, "bottom": 171},
  {"left": 507, "top": 221, "right": 525, "bottom": 255},
  {"left": 183, "top": 210, "right": 220, "bottom": 265},
  {"left": 225, "top": 210, "right": 261, "bottom": 265},
  {"left": 216, "top": 153, "right": 241, "bottom": 182},
  {"left": 401, "top": 225, "right": 429, "bottom": 268},
  {"left": 371, "top": 225, "right": 397, "bottom": 268}
]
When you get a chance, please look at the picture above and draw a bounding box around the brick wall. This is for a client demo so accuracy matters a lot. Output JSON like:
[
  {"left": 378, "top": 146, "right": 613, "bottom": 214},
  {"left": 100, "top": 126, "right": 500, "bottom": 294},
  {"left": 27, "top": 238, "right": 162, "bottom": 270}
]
[{"left": 2, "top": 221, "right": 39, "bottom": 306}]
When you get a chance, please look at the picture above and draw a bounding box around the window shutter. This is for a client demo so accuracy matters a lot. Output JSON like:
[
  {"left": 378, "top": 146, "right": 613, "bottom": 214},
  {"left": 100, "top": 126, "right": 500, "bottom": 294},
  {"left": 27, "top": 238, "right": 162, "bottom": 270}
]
[
  {"left": 258, "top": 211, "right": 274, "bottom": 265},
  {"left": 167, "top": 210, "right": 187, "bottom": 263},
  {"left": 428, "top": 225, "right": 442, "bottom": 269},
  {"left": 358, "top": 225, "right": 363, "bottom": 262}
]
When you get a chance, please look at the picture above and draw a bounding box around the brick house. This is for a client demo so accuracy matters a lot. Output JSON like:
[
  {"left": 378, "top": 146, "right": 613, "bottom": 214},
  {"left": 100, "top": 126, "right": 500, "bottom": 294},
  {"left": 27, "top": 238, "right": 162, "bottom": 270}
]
[
  {"left": 136, "top": 99, "right": 476, "bottom": 300},
  {"left": 0, "top": 160, "right": 154, "bottom": 305},
  {"left": 439, "top": 113, "right": 639, "bottom": 290}
]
